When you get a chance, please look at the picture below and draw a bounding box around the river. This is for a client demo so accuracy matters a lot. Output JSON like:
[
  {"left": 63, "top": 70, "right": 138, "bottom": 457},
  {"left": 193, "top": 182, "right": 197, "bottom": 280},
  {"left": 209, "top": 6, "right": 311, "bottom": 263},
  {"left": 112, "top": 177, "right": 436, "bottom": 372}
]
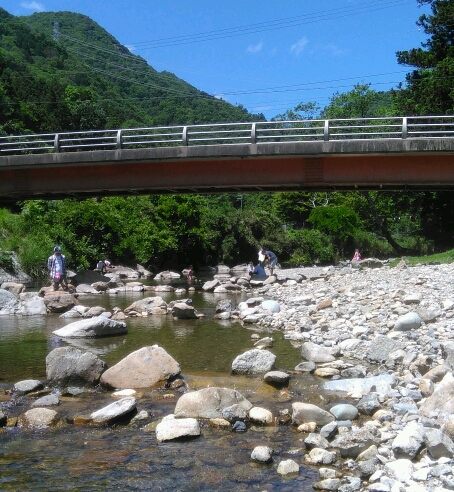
[{"left": 0, "top": 279, "right": 325, "bottom": 491}]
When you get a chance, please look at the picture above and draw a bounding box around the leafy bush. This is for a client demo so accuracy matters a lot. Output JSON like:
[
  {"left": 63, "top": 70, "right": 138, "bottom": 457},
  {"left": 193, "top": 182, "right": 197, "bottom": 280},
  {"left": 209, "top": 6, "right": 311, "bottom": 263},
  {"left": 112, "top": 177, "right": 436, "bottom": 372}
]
[
  {"left": 0, "top": 250, "right": 14, "bottom": 272},
  {"left": 350, "top": 230, "right": 394, "bottom": 259},
  {"left": 286, "top": 229, "right": 335, "bottom": 266}
]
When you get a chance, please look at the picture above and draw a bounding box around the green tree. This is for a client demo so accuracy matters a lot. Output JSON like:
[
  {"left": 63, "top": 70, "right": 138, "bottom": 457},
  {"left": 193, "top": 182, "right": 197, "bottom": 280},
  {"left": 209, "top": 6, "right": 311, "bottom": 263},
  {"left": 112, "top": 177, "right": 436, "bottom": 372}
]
[
  {"left": 394, "top": 0, "right": 454, "bottom": 114},
  {"left": 321, "top": 83, "right": 395, "bottom": 119}
]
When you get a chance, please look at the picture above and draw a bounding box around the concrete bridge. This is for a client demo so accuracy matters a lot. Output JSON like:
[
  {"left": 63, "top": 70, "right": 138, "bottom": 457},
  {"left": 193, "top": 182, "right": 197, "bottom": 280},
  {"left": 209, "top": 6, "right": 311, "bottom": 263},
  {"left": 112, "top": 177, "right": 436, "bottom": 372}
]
[{"left": 1, "top": 116, "right": 454, "bottom": 202}]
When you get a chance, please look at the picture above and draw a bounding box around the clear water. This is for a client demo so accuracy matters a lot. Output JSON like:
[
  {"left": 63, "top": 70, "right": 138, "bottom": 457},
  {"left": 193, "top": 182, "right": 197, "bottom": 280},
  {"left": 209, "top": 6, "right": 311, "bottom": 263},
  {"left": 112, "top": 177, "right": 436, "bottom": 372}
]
[{"left": 0, "top": 284, "right": 326, "bottom": 491}]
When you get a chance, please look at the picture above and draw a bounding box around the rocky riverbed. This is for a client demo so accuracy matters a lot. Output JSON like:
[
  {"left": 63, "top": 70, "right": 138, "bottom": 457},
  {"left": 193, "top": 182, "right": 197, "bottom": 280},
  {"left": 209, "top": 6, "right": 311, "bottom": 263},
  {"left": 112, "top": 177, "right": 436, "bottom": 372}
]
[{"left": 2, "top": 259, "right": 454, "bottom": 491}]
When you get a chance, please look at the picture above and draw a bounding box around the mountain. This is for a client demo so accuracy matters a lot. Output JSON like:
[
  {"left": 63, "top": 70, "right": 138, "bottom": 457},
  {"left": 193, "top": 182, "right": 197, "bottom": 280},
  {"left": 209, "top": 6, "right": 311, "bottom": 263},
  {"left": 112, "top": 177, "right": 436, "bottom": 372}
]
[{"left": 0, "top": 8, "right": 265, "bottom": 135}]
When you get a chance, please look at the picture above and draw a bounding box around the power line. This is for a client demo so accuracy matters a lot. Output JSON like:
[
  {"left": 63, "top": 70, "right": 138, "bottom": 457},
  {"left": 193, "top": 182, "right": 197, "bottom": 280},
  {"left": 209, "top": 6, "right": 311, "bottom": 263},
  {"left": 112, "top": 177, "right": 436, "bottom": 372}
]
[{"left": 126, "top": 0, "right": 415, "bottom": 50}]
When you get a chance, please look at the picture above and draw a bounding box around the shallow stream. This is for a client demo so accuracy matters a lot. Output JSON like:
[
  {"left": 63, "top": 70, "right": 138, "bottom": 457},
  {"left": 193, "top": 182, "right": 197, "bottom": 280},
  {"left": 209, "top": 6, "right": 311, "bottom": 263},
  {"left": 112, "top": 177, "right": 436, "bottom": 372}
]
[{"left": 0, "top": 280, "right": 339, "bottom": 491}]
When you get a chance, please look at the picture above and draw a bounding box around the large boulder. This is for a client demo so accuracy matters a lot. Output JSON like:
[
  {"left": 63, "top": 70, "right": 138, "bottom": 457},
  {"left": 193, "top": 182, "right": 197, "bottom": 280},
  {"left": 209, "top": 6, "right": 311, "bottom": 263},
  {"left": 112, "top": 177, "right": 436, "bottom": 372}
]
[
  {"left": 0, "top": 288, "right": 19, "bottom": 315},
  {"left": 43, "top": 293, "right": 78, "bottom": 313},
  {"left": 231, "top": 349, "right": 276, "bottom": 374},
  {"left": 46, "top": 347, "right": 107, "bottom": 387},
  {"left": 16, "top": 293, "right": 47, "bottom": 316},
  {"left": 100, "top": 345, "right": 181, "bottom": 389},
  {"left": 174, "top": 387, "right": 252, "bottom": 419},
  {"left": 52, "top": 316, "right": 127, "bottom": 338}
]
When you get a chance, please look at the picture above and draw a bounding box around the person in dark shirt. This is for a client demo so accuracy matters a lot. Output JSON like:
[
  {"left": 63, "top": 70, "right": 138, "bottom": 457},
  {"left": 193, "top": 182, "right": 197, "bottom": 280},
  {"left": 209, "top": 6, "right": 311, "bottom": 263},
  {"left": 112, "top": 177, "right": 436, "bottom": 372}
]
[
  {"left": 253, "top": 263, "right": 266, "bottom": 276},
  {"left": 262, "top": 247, "right": 278, "bottom": 275}
]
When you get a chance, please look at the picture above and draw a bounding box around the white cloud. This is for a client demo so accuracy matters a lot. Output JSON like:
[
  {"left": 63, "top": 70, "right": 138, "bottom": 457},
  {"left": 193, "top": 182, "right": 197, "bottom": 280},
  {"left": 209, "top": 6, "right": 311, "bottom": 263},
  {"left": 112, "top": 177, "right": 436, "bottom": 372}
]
[
  {"left": 247, "top": 41, "right": 263, "bottom": 54},
  {"left": 21, "top": 2, "right": 45, "bottom": 11},
  {"left": 290, "top": 37, "right": 308, "bottom": 55},
  {"left": 125, "top": 44, "right": 136, "bottom": 53}
]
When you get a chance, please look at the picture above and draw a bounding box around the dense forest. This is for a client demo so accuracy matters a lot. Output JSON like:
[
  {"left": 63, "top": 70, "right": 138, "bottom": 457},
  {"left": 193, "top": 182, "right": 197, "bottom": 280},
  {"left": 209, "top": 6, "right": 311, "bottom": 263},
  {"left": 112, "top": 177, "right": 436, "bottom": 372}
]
[{"left": 1, "top": 0, "right": 454, "bottom": 277}]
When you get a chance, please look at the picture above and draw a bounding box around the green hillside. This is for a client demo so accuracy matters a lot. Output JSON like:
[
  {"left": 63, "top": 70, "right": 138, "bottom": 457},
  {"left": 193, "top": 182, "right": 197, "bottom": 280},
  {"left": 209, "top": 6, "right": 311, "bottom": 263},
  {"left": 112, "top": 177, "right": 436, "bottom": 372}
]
[{"left": 0, "top": 8, "right": 264, "bottom": 135}]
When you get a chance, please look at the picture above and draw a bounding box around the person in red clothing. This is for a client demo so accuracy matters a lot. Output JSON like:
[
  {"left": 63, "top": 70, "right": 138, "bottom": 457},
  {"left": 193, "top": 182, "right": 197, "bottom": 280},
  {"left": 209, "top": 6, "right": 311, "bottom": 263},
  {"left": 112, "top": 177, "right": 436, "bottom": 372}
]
[{"left": 352, "top": 249, "right": 361, "bottom": 261}]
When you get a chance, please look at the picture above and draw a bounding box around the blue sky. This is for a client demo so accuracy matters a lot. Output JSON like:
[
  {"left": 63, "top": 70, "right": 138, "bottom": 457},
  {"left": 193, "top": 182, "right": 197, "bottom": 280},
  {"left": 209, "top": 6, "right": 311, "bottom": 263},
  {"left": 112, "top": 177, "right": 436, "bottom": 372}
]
[{"left": 2, "top": 0, "right": 430, "bottom": 120}]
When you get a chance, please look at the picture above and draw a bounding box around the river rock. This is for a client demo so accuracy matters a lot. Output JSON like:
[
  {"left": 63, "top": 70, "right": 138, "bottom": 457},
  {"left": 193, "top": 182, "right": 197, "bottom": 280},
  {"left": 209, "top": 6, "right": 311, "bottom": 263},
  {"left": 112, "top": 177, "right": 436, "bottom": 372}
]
[
  {"left": 18, "top": 408, "right": 59, "bottom": 428},
  {"left": 52, "top": 315, "right": 127, "bottom": 338},
  {"left": 419, "top": 371, "right": 454, "bottom": 419},
  {"left": 31, "top": 394, "right": 60, "bottom": 407},
  {"left": 330, "top": 426, "right": 378, "bottom": 459},
  {"left": 0, "top": 288, "right": 19, "bottom": 314},
  {"left": 155, "top": 414, "right": 200, "bottom": 442},
  {"left": 251, "top": 445, "right": 273, "bottom": 463},
  {"left": 171, "top": 302, "right": 198, "bottom": 319},
  {"left": 43, "top": 293, "right": 78, "bottom": 313},
  {"left": 249, "top": 406, "right": 273, "bottom": 425},
  {"left": 305, "top": 448, "right": 336, "bottom": 465},
  {"left": 277, "top": 459, "right": 299, "bottom": 475},
  {"left": 292, "top": 402, "right": 335, "bottom": 426},
  {"left": 1, "top": 282, "right": 25, "bottom": 295},
  {"left": 367, "top": 335, "right": 405, "bottom": 363},
  {"left": 329, "top": 404, "right": 358, "bottom": 421},
  {"left": 202, "top": 279, "right": 220, "bottom": 291},
  {"left": 301, "top": 342, "right": 335, "bottom": 363},
  {"left": 260, "top": 300, "right": 280, "bottom": 313},
  {"left": 263, "top": 370, "right": 290, "bottom": 385},
  {"left": 90, "top": 396, "right": 137, "bottom": 424},
  {"left": 76, "top": 284, "right": 99, "bottom": 294},
  {"left": 424, "top": 428, "right": 454, "bottom": 459},
  {"left": 46, "top": 347, "right": 107, "bottom": 387},
  {"left": 323, "top": 373, "right": 396, "bottom": 398},
  {"left": 393, "top": 311, "right": 422, "bottom": 331},
  {"left": 100, "top": 345, "right": 181, "bottom": 389},
  {"left": 84, "top": 306, "right": 106, "bottom": 317},
  {"left": 231, "top": 349, "right": 276, "bottom": 374},
  {"left": 16, "top": 293, "right": 47, "bottom": 315},
  {"left": 215, "top": 299, "right": 236, "bottom": 313},
  {"left": 174, "top": 387, "right": 252, "bottom": 419},
  {"left": 254, "top": 337, "right": 274, "bottom": 349},
  {"left": 124, "top": 296, "right": 168, "bottom": 315},
  {"left": 392, "top": 421, "right": 425, "bottom": 459},
  {"left": 13, "top": 379, "right": 44, "bottom": 395}
]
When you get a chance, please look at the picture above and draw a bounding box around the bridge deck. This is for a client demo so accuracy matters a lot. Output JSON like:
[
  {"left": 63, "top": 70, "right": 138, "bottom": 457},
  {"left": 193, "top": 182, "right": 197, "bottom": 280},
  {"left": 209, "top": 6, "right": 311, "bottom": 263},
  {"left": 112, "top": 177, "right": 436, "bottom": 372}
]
[{"left": 2, "top": 130, "right": 454, "bottom": 202}]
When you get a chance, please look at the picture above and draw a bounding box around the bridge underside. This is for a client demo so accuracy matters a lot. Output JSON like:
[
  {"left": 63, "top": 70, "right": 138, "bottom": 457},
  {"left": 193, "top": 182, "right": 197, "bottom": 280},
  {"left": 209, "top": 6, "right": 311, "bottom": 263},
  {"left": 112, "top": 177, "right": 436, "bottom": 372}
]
[{"left": 1, "top": 150, "right": 454, "bottom": 203}]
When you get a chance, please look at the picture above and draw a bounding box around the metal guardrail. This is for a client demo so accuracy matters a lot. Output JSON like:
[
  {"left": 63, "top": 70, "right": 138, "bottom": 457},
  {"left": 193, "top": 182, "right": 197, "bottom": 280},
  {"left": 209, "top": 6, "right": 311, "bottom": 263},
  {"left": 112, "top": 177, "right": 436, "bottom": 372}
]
[{"left": 2, "top": 116, "right": 454, "bottom": 155}]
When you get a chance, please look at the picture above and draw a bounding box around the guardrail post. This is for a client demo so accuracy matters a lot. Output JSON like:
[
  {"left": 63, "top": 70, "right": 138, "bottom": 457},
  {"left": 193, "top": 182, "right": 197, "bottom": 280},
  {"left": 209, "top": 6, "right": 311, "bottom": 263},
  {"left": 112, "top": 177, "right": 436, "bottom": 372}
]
[
  {"left": 182, "top": 126, "right": 188, "bottom": 146},
  {"left": 402, "top": 117, "right": 408, "bottom": 139},
  {"left": 251, "top": 123, "right": 256, "bottom": 144},
  {"left": 324, "top": 120, "right": 330, "bottom": 141},
  {"left": 116, "top": 130, "right": 122, "bottom": 149},
  {"left": 54, "top": 133, "right": 60, "bottom": 153}
]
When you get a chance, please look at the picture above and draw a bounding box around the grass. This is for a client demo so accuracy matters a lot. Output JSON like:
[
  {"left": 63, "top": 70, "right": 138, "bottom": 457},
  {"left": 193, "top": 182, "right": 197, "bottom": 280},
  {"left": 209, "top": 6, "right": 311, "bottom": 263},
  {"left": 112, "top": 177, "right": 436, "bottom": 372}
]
[{"left": 388, "top": 248, "right": 454, "bottom": 267}]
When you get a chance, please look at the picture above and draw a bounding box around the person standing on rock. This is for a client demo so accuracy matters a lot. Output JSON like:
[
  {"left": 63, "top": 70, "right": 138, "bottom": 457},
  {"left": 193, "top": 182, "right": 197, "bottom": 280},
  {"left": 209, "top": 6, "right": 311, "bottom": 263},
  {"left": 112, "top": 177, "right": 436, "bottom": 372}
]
[
  {"left": 47, "top": 246, "right": 68, "bottom": 291},
  {"left": 262, "top": 247, "right": 278, "bottom": 276}
]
